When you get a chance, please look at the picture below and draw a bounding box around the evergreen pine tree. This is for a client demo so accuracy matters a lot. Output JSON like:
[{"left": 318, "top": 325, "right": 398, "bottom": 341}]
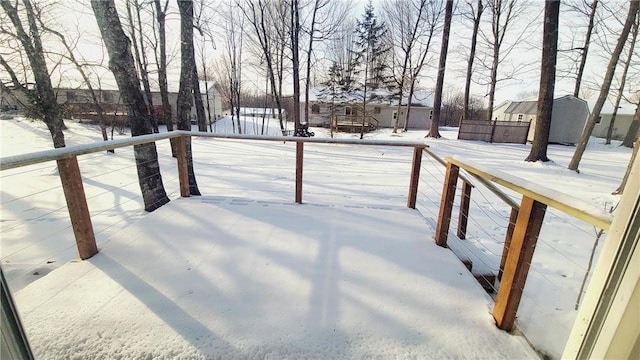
[{"left": 353, "top": 0, "right": 391, "bottom": 91}]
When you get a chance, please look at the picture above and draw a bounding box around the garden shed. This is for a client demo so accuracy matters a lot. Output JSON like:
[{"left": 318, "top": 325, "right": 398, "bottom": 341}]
[{"left": 493, "top": 95, "right": 589, "bottom": 145}]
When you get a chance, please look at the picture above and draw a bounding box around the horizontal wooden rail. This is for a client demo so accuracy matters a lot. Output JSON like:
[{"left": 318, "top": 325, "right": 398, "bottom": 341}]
[
  {"left": 0, "top": 131, "right": 430, "bottom": 263},
  {"left": 445, "top": 156, "right": 613, "bottom": 230},
  {"left": 0, "top": 131, "right": 429, "bottom": 171}
]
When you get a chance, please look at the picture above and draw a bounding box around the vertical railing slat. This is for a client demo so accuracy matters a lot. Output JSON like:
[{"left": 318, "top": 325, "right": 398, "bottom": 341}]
[
  {"left": 295, "top": 141, "right": 304, "bottom": 204},
  {"left": 407, "top": 147, "right": 424, "bottom": 209},
  {"left": 493, "top": 196, "right": 547, "bottom": 331},
  {"left": 499, "top": 208, "right": 519, "bottom": 281},
  {"left": 435, "top": 163, "right": 460, "bottom": 247},
  {"left": 176, "top": 135, "right": 190, "bottom": 197},
  {"left": 57, "top": 156, "right": 98, "bottom": 260},
  {"left": 457, "top": 181, "right": 472, "bottom": 239}
]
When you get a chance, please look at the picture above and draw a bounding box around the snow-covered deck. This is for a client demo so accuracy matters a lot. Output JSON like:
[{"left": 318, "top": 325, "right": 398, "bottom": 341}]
[{"left": 14, "top": 197, "right": 537, "bottom": 359}]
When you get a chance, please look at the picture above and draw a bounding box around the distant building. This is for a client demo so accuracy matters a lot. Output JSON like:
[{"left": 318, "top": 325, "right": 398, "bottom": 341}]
[
  {"left": 2, "top": 81, "right": 223, "bottom": 125},
  {"left": 301, "top": 88, "right": 434, "bottom": 130},
  {"left": 55, "top": 83, "right": 223, "bottom": 124},
  {"left": 492, "top": 95, "right": 589, "bottom": 145}
]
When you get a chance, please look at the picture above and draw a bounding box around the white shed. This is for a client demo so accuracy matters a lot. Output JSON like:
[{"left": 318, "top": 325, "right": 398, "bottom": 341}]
[{"left": 496, "top": 95, "right": 589, "bottom": 145}]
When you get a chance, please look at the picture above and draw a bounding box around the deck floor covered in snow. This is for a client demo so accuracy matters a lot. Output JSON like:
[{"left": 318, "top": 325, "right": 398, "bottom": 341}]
[{"left": 14, "top": 196, "right": 537, "bottom": 359}]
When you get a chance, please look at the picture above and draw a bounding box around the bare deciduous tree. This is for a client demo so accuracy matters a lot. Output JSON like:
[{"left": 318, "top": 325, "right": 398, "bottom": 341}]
[
  {"left": 177, "top": 0, "right": 201, "bottom": 195},
  {"left": 153, "top": 0, "right": 176, "bottom": 146},
  {"left": 1, "top": 0, "right": 66, "bottom": 148},
  {"left": 525, "top": 0, "right": 559, "bottom": 162},
  {"left": 572, "top": 0, "right": 598, "bottom": 98},
  {"left": 301, "top": 0, "right": 348, "bottom": 127},
  {"left": 479, "top": 0, "right": 535, "bottom": 122},
  {"left": 384, "top": 0, "right": 433, "bottom": 133},
  {"left": 125, "top": 0, "right": 159, "bottom": 133},
  {"left": 462, "top": 0, "right": 484, "bottom": 121},
  {"left": 568, "top": 1, "right": 639, "bottom": 171},
  {"left": 605, "top": 15, "right": 638, "bottom": 145},
  {"left": 614, "top": 103, "right": 639, "bottom": 194},
  {"left": 241, "top": 0, "right": 288, "bottom": 135},
  {"left": 91, "top": 0, "right": 170, "bottom": 211},
  {"left": 426, "top": 0, "right": 453, "bottom": 138}
]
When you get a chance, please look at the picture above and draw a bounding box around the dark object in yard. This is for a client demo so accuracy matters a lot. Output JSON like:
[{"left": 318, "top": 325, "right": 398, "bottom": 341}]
[{"left": 294, "top": 123, "right": 315, "bottom": 137}]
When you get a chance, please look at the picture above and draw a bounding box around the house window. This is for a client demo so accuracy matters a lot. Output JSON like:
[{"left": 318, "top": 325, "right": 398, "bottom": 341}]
[
  {"left": 345, "top": 107, "right": 353, "bottom": 115},
  {"left": 66, "top": 91, "right": 76, "bottom": 102},
  {"left": 102, "top": 92, "right": 114, "bottom": 103},
  {"left": 311, "top": 104, "right": 320, "bottom": 114},
  {"left": 595, "top": 116, "right": 601, "bottom": 124},
  {"left": 374, "top": 106, "right": 381, "bottom": 114},
  {"left": 517, "top": 114, "right": 524, "bottom": 121}
]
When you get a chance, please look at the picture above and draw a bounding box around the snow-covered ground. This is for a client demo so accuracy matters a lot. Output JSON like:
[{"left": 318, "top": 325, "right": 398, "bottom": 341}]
[{"left": 0, "top": 115, "right": 632, "bottom": 359}]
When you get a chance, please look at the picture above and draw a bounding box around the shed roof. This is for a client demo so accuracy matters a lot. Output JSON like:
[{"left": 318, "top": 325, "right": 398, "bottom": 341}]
[{"left": 504, "top": 100, "right": 537, "bottom": 115}]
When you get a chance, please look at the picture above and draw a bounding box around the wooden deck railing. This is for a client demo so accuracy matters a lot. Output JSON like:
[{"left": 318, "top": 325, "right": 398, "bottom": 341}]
[
  {"left": 434, "top": 156, "right": 613, "bottom": 331},
  {"left": 0, "top": 131, "right": 427, "bottom": 261}
]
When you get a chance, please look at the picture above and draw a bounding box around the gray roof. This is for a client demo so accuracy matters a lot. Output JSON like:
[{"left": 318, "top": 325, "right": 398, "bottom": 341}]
[{"left": 504, "top": 100, "right": 537, "bottom": 114}]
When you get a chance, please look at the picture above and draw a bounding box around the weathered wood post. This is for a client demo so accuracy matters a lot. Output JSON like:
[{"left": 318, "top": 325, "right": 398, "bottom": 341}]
[
  {"left": 407, "top": 147, "right": 424, "bottom": 209},
  {"left": 57, "top": 157, "right": 98, "bottom": 260},
  {"left": 498, "top": 207, "right": 519, "bottom": 281},
  {"left": 493, "top": 196, "right": 546, "bottom": 331},
  {"left": 457, "top": 181, "right": 472, "bottom": 239},
  {"left": 435, "top": 162, "right": 460, "bottom": 247},
  {"left": 295, "top": 141, "right": 304, "bottom": 204},
  {"left": 176, "top": 135, "right": 190, "bottom": 197}
]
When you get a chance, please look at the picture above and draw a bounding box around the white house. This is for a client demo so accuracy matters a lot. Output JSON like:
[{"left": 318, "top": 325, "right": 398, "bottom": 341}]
[{"left": 301, "top": 88, "right": 434, "bottom": 130}]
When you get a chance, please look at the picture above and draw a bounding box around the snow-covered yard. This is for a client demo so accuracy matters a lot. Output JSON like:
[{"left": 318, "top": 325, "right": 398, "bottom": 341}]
[{"left": 0, "top": 116, "right": 632, "bottom": 359}]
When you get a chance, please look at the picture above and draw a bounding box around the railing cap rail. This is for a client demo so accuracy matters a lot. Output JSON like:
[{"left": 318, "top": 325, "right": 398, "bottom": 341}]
[
  {"left": 445, "top": 156, "right": 614, "bottom": 230},
  {"left": 0, "top": 131, "right": 428, "bottom": 171}
]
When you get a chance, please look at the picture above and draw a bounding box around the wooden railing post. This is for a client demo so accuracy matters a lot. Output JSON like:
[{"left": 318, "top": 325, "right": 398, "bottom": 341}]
[
  {"left": 498, "top": 207, "right": 519, "bottom": 281},
  {"left": 407, "top": 147, "right": 423, "bottom": 209},
  {"left": 457, "top": 181, "right": 472, "bottom": 239},
  {"left": 295, "top": 141, "right": 304, "bottom": 204},
  {"left": 493, "top": 196, "right": 546, "bottom": 331},
  {"left": 435, "top": 163, "right": 459, "bottom": 247},
  {"left": 176, "top": 135, "right": 190, "bottom": 197},
  {"left": 57, "top": 156, "right": 98, "bottom": 260}
]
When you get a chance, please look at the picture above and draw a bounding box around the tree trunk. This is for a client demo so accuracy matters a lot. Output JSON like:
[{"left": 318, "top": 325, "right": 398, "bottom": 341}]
[
  {"left": 91, "top": 0, "right": 169, "bottom": 211},
  {"left": 193, "top": 66, "right": 207, "bottom": 132},
  {"left": 1, "top": 0, "right": 65, "bottom": 148},
  {"left": 614, "top": 104, "right": 640, "bottom": 194},
  {"left": 574, "top": 0, "right": 598, "bottom": 98},
  {"left": 291, "top": 0, "right": 301, "bottom": 133},
  {"left": 304, "top": 0, "right": 319, "bottom": 128},
  {"left": 177, "top": 0, "right": 201, "bottom": 195},
  {"left": 403, "top": 79, "right": 417, "bottom": 132},
  {"left": 126, "top": 0, "right": 158, "bottom": 133},
  {"left": 568, "top": 2, "right": 639, "bottom": 171},
  {"left": 525, "top": 0, "right": 559, "bottom": 162},
  {"left": 622, "top": 117, "right": 639, "bottom": 148},
  {"left": 463, "top": 0, "right": 483, "bottom": 121},
  {"left": 153, "top": 0, "right": 176, "bottom": 155},
  {"left": 427, "top": 0, "right": 453, "bottom": 138},
  {"left": 606, "top": 18, "right": 638, "bottom": 145}
]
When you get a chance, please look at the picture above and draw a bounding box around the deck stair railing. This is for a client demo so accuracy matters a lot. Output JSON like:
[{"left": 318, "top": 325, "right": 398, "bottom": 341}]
[{"left": 433, "top": 156, "right": 613, "bottom": 331}]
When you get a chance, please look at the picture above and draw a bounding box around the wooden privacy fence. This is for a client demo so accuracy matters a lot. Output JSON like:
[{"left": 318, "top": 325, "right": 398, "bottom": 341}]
[
  {"left": 458, "top": 120, "right": 531, "bottom": 144},
  {"left": 0, "top": 131, "right": 427, "bottom": 261},
  {"left": 434, "top": 156, "right": 613, "bottom": 331}
]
